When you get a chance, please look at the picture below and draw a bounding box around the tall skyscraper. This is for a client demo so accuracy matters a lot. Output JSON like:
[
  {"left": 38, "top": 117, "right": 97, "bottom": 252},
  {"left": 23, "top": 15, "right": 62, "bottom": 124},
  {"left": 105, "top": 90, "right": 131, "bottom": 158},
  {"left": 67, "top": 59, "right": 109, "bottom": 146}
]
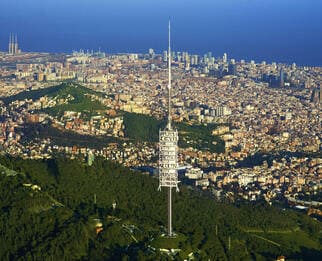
[
  {"left": 228, "top": 62, "right": 237, "bottom": 76},
  {"left": 158, "top": 21, "right": 179, "bottom": 238},
  {"left": 279, "top": 67, "right": 284, "bottom": 88},
  {"left": 223, "top": 52, "right": 227, "bottom": 63},
  {"left": 148, "top": 48, "right": 155, "bottom": 59},
  {"left": 311, "top": 87, "right": 321, "bottom": 104},
  {"left": 163, "top": 50, "right": 168, "bottom": 62}
]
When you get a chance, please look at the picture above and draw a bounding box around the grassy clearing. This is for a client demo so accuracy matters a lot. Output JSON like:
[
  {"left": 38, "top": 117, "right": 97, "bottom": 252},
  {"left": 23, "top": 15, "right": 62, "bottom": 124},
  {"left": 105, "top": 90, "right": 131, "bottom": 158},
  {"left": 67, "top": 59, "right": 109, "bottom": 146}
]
[{"left": 151, "top": 233, "right": 186, "bottom": 249}]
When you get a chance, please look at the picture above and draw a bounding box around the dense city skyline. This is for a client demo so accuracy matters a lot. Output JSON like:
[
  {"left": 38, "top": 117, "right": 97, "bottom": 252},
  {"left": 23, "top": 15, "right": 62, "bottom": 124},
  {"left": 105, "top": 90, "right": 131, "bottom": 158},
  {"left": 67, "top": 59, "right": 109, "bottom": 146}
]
[{"left": 1, "top": 0, "right": 322, "bottom": 66}]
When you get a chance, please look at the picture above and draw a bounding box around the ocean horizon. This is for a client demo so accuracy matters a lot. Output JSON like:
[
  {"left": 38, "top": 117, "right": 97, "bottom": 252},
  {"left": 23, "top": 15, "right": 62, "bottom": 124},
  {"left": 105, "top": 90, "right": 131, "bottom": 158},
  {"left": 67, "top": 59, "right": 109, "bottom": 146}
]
[{"left": 1, "top": 0, "right": 322, "bottom": 66}]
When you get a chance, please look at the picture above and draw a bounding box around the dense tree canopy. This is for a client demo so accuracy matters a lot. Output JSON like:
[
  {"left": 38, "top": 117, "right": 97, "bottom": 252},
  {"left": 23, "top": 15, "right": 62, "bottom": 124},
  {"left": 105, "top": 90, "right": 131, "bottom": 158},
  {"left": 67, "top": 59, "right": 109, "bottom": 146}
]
[{"left": 0, "top": 156, "right": 321, "bottom": 260}]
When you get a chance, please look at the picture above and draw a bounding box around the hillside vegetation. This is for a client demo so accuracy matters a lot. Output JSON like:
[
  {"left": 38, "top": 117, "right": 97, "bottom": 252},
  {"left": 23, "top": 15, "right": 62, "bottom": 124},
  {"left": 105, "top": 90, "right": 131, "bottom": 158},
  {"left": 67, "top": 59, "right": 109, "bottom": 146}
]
[
  {"left": 0, "top": 156, "right": 321, "bottom": 260},
  {"left": 2, "top": 83, "right": 100, "bottom": 105},
  {"left": 123, "top": 112, "right": 225, "bottom": 153},
  {"left": 4, "top": 83, "right": 225, "bottom": 152}
]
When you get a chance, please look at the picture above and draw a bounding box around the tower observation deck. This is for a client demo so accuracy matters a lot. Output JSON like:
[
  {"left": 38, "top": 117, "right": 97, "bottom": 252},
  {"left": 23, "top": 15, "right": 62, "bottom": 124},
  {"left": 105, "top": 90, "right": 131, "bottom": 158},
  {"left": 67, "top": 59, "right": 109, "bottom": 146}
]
[{"left": 159, "top": 128, "right": 179, "bottom": 189}]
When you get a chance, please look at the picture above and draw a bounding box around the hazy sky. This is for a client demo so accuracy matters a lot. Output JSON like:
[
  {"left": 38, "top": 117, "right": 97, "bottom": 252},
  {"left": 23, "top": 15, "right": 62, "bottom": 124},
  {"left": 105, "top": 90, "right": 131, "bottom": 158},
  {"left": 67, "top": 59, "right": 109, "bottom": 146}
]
[{"left": 1, "top": 0, "right": 322, "bottom": 65}]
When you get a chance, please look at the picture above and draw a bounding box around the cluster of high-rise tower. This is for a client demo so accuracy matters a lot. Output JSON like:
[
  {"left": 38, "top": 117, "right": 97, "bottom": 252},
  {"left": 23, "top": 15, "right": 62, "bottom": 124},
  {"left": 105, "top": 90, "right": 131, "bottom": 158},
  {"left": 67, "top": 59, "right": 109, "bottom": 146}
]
[{"left": 8, "top": 33, "right": 20, "bottom": 55}]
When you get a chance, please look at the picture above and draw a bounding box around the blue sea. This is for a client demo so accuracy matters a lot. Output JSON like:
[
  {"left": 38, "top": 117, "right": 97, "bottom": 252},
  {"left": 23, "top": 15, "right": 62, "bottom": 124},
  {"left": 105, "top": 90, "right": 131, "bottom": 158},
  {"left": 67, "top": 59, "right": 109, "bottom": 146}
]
[{"left": 1, "top": 0, "right": 322, "bottom": 66}]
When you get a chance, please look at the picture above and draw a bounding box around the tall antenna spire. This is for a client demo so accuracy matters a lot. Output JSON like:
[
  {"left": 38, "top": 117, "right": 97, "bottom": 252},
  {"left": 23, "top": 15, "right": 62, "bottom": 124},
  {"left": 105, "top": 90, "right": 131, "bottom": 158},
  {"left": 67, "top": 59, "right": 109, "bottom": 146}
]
[{"left": 167, "top": 20, "right": 172, "bottom": 130}]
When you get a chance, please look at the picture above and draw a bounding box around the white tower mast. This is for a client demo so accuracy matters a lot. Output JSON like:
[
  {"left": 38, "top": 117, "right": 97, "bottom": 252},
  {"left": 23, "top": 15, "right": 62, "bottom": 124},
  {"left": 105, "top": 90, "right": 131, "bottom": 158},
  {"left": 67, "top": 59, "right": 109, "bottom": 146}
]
[{"left": 158, "top": 20, "right": 179, "bottom": 237}]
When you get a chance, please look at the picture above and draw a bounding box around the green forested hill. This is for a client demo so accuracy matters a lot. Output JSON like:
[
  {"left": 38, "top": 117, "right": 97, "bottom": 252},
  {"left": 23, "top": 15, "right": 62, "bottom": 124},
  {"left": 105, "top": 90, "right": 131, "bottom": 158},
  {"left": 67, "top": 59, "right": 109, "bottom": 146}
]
[
  {"left": 21, "top": 123, "right": 119, "bottom": 149},
  {"left": 123, "top": 112, "right": 225, "bottom": 153},
  {"left": 1, "top": 82, "right": 102, "bottom": 105},
  {"left": 0, "top": 156, "right": 321, "bottom": 260},
  {"left": 2, "top": 82, "right": 225, "bottom": 152}
]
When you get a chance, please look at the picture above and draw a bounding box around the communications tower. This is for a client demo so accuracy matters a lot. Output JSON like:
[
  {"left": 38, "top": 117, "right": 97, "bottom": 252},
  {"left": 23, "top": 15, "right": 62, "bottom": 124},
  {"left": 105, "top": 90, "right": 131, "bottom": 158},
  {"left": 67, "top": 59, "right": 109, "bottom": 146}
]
[{"left": 158, "top": 21, "right": 179, "bottom": 237}]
